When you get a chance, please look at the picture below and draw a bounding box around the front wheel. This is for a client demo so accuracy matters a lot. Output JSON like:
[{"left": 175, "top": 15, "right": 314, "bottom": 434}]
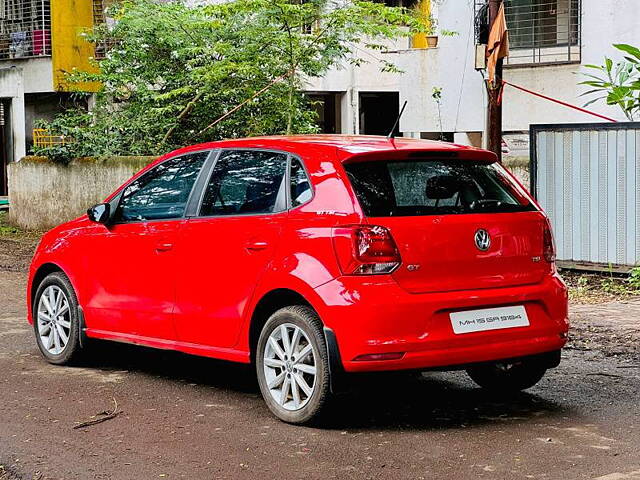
[
  {"left": 256, "top": 306, "right": 331, "bottom": 424},
  {"left": 466, "top": 359, "right": 547, "bottom": 392},
  {"left": 33, "top": 272, "right": 83, "bottom": 365}
]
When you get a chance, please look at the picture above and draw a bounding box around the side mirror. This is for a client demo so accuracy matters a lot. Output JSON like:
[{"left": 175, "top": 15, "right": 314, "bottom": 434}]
[{"left": 87, "top": 203, "right": 111, "bottom": 224}]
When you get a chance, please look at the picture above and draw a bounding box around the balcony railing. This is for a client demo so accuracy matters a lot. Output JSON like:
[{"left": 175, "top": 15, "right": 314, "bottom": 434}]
[
  {"left": 33, "top": 128, "right": 72, "bottom": 148},
  {"left": 0, "top": 0, "right": 51, "bottom": 59}
]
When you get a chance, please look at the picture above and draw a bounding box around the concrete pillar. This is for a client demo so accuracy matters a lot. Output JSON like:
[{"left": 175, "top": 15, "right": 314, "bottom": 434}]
[
  {"left": 403, "top": 132, "right": 421, "bottom": 139},
  {"left": 340, "top": 87, "right": 360, "bottom": 135},
  {"left": 454, "top": 131, "right": 483, "bottom": 148},
  {"left": 0, "top": 67, "right": 26, "bottom": 162}
]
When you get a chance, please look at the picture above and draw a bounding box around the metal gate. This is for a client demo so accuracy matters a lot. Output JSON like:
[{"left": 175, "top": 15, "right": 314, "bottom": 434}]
[{"left": 530, "top": 122, "right": 640, "bottom": 270}]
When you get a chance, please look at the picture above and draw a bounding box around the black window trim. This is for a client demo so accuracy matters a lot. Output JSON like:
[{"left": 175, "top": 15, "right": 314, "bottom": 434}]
[
  {"left": 286, "top": 154, "right": 314, "bottom": 211},
  {"left": 189, "top": 147, "right": 297, "bottom": 220},
  {"left": 110, "top": 148, "right": 216, "bottom": 225}
]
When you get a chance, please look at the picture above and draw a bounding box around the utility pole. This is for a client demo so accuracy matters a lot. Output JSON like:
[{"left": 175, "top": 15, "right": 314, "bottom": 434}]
[{"left": 487, "top": 0, "right": 503, "bottom": 162}]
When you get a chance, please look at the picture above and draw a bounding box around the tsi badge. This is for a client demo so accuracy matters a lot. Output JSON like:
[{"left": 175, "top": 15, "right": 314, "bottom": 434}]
[{"left": 474, "top": 229, "right": 491, "bottom": 251}]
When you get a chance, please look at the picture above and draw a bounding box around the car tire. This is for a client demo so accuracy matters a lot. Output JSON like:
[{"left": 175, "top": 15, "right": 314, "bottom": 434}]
[
  {"left": 33, "top": 271, "right": 83, "bottom": 365},
  {"left": 256, "top": 306, "right": 331, "bottom": 424},
  {"left": 466, "top": 359, "right": 547, "bottom": 392}
]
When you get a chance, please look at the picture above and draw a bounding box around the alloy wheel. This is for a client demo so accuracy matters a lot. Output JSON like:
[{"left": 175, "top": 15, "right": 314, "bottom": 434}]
[
  {"left": 263, "top": 323, "right": 317, "bottom": 411},
  {"left": 37, "top": 285, "right": 71, "bottom": 355}
]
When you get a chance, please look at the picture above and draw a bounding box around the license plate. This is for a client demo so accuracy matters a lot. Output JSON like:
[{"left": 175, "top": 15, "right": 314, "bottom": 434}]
[{"left": 449, "top": 305, "right": 529, "bottom": 334}]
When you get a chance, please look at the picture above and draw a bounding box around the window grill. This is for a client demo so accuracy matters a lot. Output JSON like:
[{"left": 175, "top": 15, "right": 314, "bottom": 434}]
[
  {"left": 92, "top": 0, "right": 106, "bottom": 27},
  {"left": 92, "top": 0, "right": 116, "bottom": 60},
  {"left": 475, "top": 0, "right": 581, "bottom": 67},
  {"left": 0, "top": 0, "right": 51, "bottom": 59}
]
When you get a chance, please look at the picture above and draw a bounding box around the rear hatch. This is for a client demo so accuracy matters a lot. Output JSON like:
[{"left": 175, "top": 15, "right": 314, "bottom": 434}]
[{"left": 343, "top": 153, "right": 551, "bottom": 294}]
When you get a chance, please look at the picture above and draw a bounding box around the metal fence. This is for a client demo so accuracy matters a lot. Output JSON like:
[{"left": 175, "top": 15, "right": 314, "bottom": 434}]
[
  {"left": 531, "top": 123, "right": 640, "bottom": 271},
  {"left": 0, "top": 0, "right": 50, "bottom": 59}
]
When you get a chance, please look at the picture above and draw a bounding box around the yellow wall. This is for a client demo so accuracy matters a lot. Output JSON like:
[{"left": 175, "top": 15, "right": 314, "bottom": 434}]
[
  {"left": 51, "top": 0, "right": 99, "bottom": 92},
  {"left": 412, "top": 0, "right": 432, "bottom": 49}
]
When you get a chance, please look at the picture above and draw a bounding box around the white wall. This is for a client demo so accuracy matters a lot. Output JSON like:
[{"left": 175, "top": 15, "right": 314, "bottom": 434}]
[
  {"left": 305, "top": 37, "right": 409, "bottom": 134},
  {"left": 0, "top": 57, "right": 53, "bottom": 94}
]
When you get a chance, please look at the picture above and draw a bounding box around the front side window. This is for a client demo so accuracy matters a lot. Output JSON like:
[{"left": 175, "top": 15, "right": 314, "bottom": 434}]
[
  {"left": 116, "top": 152, "right": 208, "bottom": 222},
  {"left": 290, "top": 158, "right": 312, "bottom": 207},
  {"left": 200, "top": 150, "right": 288, "bottom": 216},
  {"left": 345, "top": 159, "right": 534, "bottom": 217}
]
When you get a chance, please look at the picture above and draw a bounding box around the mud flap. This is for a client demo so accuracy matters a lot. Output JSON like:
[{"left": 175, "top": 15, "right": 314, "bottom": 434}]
[
  {"left": 323, "top": 326, "right": 347, "bottom": 394},
  {"left": 77, "top": 305, "right": 88, "bottom": 348}
]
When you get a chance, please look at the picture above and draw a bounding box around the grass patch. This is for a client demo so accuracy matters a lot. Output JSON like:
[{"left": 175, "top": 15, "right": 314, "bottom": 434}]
[
  {"left": 563, "top": 269, "right": 640, "bottom": 304},
  {"left": 0, "top": 211, "right": 41, "bottom": 239}
]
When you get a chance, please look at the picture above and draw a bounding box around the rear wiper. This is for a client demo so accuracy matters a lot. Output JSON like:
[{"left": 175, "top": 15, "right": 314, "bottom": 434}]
[{"left": 470, "top": 199, "right": 502, "bottom": 210}]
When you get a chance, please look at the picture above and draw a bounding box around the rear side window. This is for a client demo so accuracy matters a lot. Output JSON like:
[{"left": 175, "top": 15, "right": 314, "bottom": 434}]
[
  {"left": 200, "top": 150, "right": 287, "bottom": 216},
  {"left": 344, "top": 159, "right": 533, "bottom": 217},
  {"left": 116, "top": 152, "right": 208, "bottom": 222},
  {"left": 290, "top": 158, "right": 312, "bottom": 207}
]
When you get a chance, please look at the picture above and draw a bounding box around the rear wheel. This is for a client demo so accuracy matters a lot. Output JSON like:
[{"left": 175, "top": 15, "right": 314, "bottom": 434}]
[
  {"left": 466, "top": 359, "right": 547, "bottom": 392},
  {"left": 256, "top": 306, "right": 330, "bottom": 424},
  {"left": 33, "top": 272, "right": 83, "bottom": 365}
]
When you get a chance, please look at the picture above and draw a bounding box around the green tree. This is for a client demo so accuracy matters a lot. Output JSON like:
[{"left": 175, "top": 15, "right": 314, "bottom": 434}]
[
  {"left": 580, "top": 44, "right": 640, "bottom": 121},
  {"left": 35, "top": 0, "right": 425, "bottom": 159}
]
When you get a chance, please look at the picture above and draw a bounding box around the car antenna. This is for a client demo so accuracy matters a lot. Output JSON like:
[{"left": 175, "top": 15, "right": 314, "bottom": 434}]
[{"left": 387, "top": 100, "right": 407, "bottom": 140}]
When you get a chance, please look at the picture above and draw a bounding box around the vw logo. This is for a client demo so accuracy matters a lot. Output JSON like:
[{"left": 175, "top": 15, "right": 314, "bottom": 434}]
[{"left": 474, "top": 229, "right": 491, "bottom": 251}]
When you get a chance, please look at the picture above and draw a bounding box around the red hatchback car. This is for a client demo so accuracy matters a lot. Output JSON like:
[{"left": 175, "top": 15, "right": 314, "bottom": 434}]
[{"left": 28, "top": 135, "right": 569, "bottom": 424}]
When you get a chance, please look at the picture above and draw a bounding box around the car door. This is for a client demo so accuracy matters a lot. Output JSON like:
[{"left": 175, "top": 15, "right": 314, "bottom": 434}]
[
  {"left": 82, "top": 151, "right": 210, "bottom": 340},
  {"left": 174, "top": 149, "right": 289, "bottom": 348}
]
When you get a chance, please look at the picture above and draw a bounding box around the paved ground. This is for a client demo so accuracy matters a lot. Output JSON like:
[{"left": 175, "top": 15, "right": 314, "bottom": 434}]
[{"left": 1, "top": 267, "right": 640, "bottom": 479}]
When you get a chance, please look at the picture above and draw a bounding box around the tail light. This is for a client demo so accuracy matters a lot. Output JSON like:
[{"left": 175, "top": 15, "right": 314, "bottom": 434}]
[
  {"left": 543, "top": 218, "right": 556, "bottom": 263},
  {"left": 332, "top": 225, "right": 401, "bottom": 275}
]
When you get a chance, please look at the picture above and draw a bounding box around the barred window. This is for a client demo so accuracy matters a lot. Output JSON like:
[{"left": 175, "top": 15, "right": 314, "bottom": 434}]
[
  {"left": 504, "top": 0, "right": 581, "bottom": 65},
  {"left": 0, "top": 0, "right": 51, "bottom": 59}
]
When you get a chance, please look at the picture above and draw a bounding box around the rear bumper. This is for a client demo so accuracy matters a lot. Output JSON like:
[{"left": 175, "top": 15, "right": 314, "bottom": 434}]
[{"left": 314, "top": 274, "right": 569, "bottom": 373}]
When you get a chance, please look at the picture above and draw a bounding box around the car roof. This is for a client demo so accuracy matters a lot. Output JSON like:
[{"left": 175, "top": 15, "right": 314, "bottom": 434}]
[{"left": 165, "top": 135, "right": 496, "bottom": 163}]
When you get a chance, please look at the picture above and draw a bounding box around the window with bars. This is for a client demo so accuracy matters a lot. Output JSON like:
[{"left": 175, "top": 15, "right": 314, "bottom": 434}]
[
  {"left": 475, "top": 0, "right": 581, "bottom": 66},
  {"left": 505, "top": 0, "right": 580, "bottom": 65},
  {"left": 92, "top": 0, "right": 116, "bottom": 59},
  {"left": 0, "top": 0, "right": 51, "bottom": 59}
]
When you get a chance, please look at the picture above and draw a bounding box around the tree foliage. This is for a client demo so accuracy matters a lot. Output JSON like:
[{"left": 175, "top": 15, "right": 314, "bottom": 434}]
[
  {"left": 580, "top": 44, "right": 640, "bottom": 121},
  {"left": 35, "top": 0, "right": 425, "bottom": 158}
]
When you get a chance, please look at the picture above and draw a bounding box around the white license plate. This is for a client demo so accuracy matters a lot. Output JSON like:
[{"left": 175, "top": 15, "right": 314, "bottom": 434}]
[{"left": 449, "top": 305, "right": 529, "bottom": 334}]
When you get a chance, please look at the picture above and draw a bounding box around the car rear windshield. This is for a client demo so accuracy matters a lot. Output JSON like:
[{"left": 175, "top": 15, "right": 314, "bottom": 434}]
[{"left": 344, "top": 159, "right": 534, "bottom": 217}]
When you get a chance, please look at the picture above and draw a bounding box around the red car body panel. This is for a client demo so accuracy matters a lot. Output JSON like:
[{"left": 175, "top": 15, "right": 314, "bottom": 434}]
[{"left": 27, "top": 135, "right": 569, "bottom": 372}]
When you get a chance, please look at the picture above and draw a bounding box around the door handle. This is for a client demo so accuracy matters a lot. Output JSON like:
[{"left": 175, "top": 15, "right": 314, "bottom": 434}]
[
  {"left": 246, "top": 240, "right": 269, "bottom": 251},
  {"left": 155, "top": 242, "right": 173, "bottom": 252}
]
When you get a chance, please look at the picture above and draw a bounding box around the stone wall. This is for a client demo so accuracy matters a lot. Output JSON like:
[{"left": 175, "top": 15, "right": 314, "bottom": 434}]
[{"left": 8, "top": 156, "right": 156, "bottom": 230}]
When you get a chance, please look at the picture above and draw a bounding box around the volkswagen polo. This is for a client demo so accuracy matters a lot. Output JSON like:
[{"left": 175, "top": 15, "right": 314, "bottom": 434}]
[{"left": 28, "top": 135, "right": 569, "bottom": 424}]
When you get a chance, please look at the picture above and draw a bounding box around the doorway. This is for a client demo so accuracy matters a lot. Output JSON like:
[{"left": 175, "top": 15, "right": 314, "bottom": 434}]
[
  {"left": 307, "top": 93, "right": 342, "bottom": 134},
  {"left": 359, "top": 92, "right": 400, "bottom": 136}
]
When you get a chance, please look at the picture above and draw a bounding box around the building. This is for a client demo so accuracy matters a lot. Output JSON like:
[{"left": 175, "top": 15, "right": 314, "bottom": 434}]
[
  {"left": 0, "top": 0, "right": 102, "bottom": 195},
  {"left": 305, "top": 0, "right": 638, "bottom": 157}
]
